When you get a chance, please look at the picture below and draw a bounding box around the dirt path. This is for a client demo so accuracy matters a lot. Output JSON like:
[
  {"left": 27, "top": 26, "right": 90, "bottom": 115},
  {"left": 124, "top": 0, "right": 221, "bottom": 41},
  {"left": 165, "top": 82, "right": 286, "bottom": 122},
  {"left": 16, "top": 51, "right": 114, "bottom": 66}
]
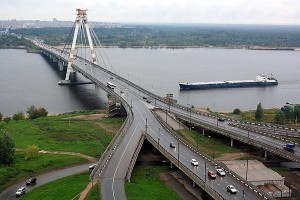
[
  {"left": 215, "top": 152, "right": 247, "bottom": 161},
  {"left": 38, "top": 150, "right": 98, "bottom": 162},
  {"left": 78, "top": 179, "right": 99, "bottom": 200}
]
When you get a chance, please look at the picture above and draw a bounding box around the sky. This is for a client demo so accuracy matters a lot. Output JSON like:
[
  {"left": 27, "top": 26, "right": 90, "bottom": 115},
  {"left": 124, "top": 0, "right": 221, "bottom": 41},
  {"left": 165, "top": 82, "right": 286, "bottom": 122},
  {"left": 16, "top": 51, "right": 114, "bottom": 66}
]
[{"left": 1, "top": 0, "right": 300, "bottom": 25}]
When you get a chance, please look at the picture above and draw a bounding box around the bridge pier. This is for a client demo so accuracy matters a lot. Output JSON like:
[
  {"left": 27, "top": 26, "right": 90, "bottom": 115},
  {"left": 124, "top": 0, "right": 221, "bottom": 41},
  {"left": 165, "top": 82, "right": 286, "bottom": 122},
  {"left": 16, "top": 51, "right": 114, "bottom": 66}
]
[
  {"left": 264, "top": 150, "right": 267, "bottom": 159},
  {"left": 58, "top": 60, "right": 64, "bottom": 71},
  {"left": 192, "top": 181, "right": 196, "bottom": 188},
  {"left": 52, "top": 57, "right": 58, "bottom": 63},
  {"left": 230, "top": 138, "right": 234, "bottom": 147},
  {"left": 170, "top": 162, "right": 173, "bottom": 169},
  {"left": 202, "top": 128, "right": 205, "bottom": 136}
]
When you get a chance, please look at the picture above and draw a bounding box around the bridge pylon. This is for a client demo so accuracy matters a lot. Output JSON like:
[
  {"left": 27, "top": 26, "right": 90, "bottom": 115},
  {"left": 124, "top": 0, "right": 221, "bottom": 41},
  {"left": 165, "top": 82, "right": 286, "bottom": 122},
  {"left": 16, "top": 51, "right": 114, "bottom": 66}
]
[{"left": 62, "top": 9, "right": 97, "bottom": 83}]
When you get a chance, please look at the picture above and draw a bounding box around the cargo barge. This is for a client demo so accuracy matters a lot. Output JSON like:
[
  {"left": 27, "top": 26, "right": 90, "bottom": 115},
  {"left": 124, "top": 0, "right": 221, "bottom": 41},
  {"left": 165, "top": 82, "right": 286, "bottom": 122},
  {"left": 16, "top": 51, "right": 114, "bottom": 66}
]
[{"left": 179, "top": 74, "right": 278, "bottom": 90}]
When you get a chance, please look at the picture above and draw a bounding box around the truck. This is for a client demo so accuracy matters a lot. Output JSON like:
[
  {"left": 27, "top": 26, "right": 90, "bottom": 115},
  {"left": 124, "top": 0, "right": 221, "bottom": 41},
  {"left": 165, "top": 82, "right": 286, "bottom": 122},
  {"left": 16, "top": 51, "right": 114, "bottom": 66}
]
[{"left": 283, "top": 143, "right": 295, "bottom": 152}]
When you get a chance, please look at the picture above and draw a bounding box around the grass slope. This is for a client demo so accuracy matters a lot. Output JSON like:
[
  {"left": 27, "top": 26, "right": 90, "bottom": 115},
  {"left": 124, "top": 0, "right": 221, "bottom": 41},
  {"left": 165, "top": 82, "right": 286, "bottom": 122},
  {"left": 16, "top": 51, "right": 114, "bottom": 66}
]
[
  {"left": 177, "top": 129, "right": 242, "bottom": 158},
  {"left": 0, "top": 152, "right": 86, "bottom": 192},
  {"left": 125, "top": 166, "right": 181, "bottom": 200},
  {"left": 21, "top": 171, "right": 91, "bottom": 200}
]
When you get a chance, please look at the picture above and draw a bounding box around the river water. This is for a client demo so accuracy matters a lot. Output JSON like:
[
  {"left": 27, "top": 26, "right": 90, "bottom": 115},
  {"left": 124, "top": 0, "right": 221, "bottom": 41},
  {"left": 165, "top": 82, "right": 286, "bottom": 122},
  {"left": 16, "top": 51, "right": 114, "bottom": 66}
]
[{"left": 0, "top": 48, "right": 299, "bottom": 116}]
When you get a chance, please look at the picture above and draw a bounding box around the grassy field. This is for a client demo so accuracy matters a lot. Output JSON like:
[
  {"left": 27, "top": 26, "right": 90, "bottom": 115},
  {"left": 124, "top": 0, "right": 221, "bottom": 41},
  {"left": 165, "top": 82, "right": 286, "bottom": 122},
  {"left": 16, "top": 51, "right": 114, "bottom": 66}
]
[
  {"left": 0, "top": 152, "right": 86, "bottom": 192},
  {"left": 125, "top": 166, "right": 181, "bottom": 200},
  {"left": 21, "top": 171, "right": 91, "bottom": 200},
  {"left": 176, "top": 129, "right": 243, "bottom": 158},
  {"left": 85, "top": 184, "right": 100, "bottom": 200},
  {"left": 0, "top": 110, "right": 123, "bottom": 192},
  {"left": 1, "top": 111, "right": 123, "bottom": 157},
  {"left": 224, "top": 108, "right": 279, "bottom": 123}
]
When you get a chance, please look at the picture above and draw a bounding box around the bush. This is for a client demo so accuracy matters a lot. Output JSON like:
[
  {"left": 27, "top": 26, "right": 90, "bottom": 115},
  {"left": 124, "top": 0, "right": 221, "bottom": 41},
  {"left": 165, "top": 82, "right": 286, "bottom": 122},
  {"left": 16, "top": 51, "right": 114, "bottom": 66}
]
[
  {"left": 0, "top": 132, "right": 15, "bottom": 164},
  {"left": 274, "top": 110, "right": 286, "bottom": 125},
  {"left": 0, "top": 112, "right": 2, "bottom": 121},
  {"left": 3, "top": 117, "right": 11, "bottom": 123},
  {"left": 27, "top": 105, "right": 48, "bottom": 119},
  {"left": 25, "top": 144, "right": 39, "bottom": 160},
  {"left": 233, "top": 108, "right": 242, "bottom": 115},
  {"left": 12, "top": 112, "right": 25, "bottom": 121}
]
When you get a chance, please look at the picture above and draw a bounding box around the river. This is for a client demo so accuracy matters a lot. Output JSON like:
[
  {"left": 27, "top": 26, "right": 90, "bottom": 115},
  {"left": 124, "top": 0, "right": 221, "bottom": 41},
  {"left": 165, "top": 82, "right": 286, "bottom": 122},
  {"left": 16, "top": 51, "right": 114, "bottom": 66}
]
[{"left": 0, "top": 48, "right": 299, "bottom": 116}]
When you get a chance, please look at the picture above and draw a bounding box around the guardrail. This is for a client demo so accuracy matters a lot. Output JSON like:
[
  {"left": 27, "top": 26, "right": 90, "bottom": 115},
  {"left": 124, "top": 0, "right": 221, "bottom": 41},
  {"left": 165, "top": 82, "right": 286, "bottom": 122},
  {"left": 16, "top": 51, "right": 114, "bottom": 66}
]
[
  {"left": 175, "top": 112, "right": 300, "bottom": 162},
  {"left": 152, "top": 109, "right": 273, "bottom": 200},
  {"left": 126, "top": 133, "right": 145, "bottom": 181}
]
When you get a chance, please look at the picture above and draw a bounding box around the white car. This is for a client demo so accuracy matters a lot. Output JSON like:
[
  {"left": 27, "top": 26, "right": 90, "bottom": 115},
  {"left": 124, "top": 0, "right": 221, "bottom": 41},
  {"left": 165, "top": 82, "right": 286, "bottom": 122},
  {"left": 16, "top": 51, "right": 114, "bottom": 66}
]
[
  {"left": 227, "top": 185, "right": 238, "bottom": 194},
  {"left": 191, "top": 159, "right": 199, "bottom": 166},
  {"left": 216, "top": 168, "right": 226, "bottom": 176},
  {"left": 89, "top": 164, "right": 97, "bottom": 170},
  {"left": 16, "top": 187, "right": 26, "bottom": 197}
]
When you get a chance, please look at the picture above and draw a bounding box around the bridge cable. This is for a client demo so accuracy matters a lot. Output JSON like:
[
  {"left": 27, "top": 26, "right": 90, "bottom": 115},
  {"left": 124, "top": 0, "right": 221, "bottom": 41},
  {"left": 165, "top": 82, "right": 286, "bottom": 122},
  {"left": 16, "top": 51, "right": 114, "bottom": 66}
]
[{"left": 61, "top": 21, "right": 76, "bottom": 56}]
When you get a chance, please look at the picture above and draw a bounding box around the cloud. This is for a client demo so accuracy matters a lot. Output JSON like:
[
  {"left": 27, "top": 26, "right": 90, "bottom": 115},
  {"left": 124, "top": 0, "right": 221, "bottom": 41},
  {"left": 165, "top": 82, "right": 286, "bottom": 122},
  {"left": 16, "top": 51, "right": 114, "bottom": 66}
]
[{"left": 1, "top": 0, "right": 300, "bottom": 24}]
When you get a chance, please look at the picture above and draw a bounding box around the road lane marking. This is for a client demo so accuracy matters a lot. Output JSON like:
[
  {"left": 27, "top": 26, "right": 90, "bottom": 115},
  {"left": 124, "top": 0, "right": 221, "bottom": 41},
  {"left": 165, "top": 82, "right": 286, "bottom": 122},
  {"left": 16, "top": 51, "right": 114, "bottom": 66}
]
[{"left": 112, "top": 123, "right": 139, "bottom": 200}]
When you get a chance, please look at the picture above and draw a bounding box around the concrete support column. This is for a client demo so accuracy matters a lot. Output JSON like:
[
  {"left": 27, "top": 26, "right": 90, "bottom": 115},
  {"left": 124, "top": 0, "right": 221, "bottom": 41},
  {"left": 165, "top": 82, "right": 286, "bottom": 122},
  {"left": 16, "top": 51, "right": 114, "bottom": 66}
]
[
  {"left": 192, "top": 181, "right": 196, "bottom": 187},
  {"left": 230, "top": 138, "right": 234, "bottom": 147},
  {"left": 58, "top": 61, "right": 64, "bottom": 71},
  {"left": 52, "top": 57, "right": 58, "bottom": 63},
  {"left": 264, "top": 150, "right": 267, "bottom": 159},
  {"left": 170, "top": 162, "right": 173, "bottom": 169},
  {"left": 202, "top": 128, "right": 205, "bottom": 136}
]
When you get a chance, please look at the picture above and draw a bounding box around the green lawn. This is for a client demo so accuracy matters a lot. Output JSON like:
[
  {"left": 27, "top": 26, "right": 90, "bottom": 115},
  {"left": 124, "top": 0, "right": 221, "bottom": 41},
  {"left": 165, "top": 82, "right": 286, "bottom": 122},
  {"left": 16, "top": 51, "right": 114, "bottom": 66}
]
[
  {"left": 177, "top": 129, "right": 242, "bottom": 158},
  {"left": 0, "top": 152, "right": 86, "bottom": 192},
  {"left": 125, "top": 166, "right": 181, "bottom": 200},
  {"left": 1, "top": 111, "right": 123, "bottom": 157},
  {"left": 0, "top": 111, "right": 123, "bottom": 192},
  {"left": 21, "top": 171, "right": 91, "bottom": 200},
  {"left": 86, "top": 184, "right": 100, "bottom": 200}
]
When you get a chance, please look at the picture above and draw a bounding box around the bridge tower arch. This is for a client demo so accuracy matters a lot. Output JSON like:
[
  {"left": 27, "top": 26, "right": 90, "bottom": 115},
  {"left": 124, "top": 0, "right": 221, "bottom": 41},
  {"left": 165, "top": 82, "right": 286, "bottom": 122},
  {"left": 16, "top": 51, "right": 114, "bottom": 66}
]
[{"left": 64, "top": 9, "right": 97, "bottom": 82}]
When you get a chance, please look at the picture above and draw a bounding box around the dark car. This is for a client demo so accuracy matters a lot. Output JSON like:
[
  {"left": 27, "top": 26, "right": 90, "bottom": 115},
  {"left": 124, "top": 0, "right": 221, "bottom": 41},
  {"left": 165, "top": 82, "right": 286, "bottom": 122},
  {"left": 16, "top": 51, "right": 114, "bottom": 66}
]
[
  {"left": 170, "top": 142, "right": 176, "bottom": 148},
  {"left": 217, "top": 117, "right": 225, "bottom": 122},
  {"left": 26, "top": 177, "right": 37, "bottom": 185}
]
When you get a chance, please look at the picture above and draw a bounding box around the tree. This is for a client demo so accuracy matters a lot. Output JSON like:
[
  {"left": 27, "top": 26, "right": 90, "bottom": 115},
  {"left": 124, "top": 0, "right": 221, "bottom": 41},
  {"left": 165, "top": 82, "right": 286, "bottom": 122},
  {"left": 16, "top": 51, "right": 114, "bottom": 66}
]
[
  {"left": 3, "top": 117, "right": 11, "bottom": 123},
  {"left": 25, "top": 144, "right": 39, "bottom": 160},
  {"left": 0, "top": 112, "right": 2, "bottom": 121},
  {"left": 12, "top": 111, "right": 25, "bottom": 121},
  {"left": 255, "top": 102, "right": 264, "bottom": 121},
  {"left": 274, "top": 110, "right": 286, "bottom": 125},
  {"left": 233, "top": 108, "right": 242, "bottom": 115},
  {"left": 27, "top": 105, "right": 48, "bottom": 119},
  {"left": 0, "top": 133, "right": 15, "bottom": 164}
]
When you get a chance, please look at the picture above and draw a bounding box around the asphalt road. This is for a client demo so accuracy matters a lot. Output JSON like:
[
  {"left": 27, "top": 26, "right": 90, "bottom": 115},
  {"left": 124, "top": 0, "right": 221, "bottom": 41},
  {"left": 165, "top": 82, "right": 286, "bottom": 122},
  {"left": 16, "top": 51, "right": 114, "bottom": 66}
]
[
  {"left": 38, "top": 45, "right": 274, "bottom": 200},
  {"left": 0, "top": 163, "right": 91, "bottom": 200}
]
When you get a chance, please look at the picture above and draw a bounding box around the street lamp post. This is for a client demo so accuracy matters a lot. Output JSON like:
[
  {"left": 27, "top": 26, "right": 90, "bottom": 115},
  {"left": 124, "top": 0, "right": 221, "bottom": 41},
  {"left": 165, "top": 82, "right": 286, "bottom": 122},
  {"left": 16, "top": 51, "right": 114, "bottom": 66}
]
[
  {"left": 246, "top": 157, "right": 249, "bottom": 181},
  {"left": 158, "top": 128, "right": 160, "bottom": 149},
  {"left": 177, "top": 142, "right": 180, "bottom": 166}
]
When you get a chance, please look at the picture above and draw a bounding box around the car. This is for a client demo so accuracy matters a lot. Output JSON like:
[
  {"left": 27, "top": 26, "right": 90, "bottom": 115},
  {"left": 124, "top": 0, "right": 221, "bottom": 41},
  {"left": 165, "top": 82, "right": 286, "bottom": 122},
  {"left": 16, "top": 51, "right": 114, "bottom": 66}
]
[
  {"left": 217, "top": 117, "right": 225, "bottom": 122},
  {"left": 89, "top": 164, "right": 97, "bottom": 170},
  {"left": 191, "top": 159, "right": 199, "bottom": 166},
  {"left": 227, "top": 185, "right": 238, "bottom": 194},
  {"left": 146, "top": 99, "right": 151, "bottom": 103},
  {"left": 170, "top": 142, "right": 176, "bottom": 148},
  {"left": 216, "top": 168, "right": 226, "bottom": 176},
  {"left": 110, "top": 77, "right": 113, "bottom": 80},
  {"left": 208, "top": 170, "right": 216, "bottom": 179},
  {"left": 142, "top": 96, "right": 147, "bottom": 99},
  {"left": 16, "top": 187, "right": 26, "bottom": 197},
  {"left": 26, "top": 177, "right": 37, "bottom": 185}
]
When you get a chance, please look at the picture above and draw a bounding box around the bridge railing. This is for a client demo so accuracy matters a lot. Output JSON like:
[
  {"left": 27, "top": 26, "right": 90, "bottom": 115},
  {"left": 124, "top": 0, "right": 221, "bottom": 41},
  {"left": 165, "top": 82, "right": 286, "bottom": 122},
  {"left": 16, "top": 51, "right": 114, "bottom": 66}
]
[
  {"left": 175, "top": 112, "right": 300, "bottom": 162},
  {"left": 151, "top": 109, "right": 273, "bottom": 200}
]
